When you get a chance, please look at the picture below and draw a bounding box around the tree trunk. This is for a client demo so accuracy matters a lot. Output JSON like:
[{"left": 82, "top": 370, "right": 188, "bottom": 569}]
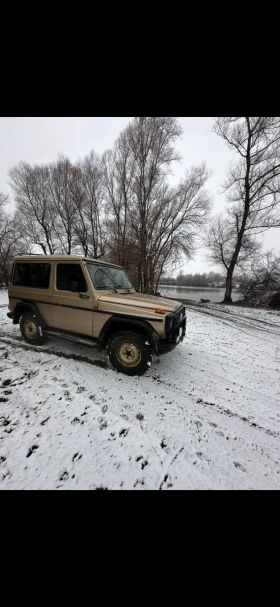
[
  {"left": 39, "top": 242, "right": 47, "bottom": 255},
  {"left": 222, "top": 118, "right": 252, "bottom": 305},
  {"left": 137, "top": 267, "right": 142, "bottom": 292},
  {"left": 223, "top": 270, "right": 233, "bottom": 303}
]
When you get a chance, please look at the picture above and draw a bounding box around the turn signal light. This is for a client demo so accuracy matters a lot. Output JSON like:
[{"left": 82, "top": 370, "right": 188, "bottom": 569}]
[{"left": 155, "top": 307, "right": 165, "bottom": 314}]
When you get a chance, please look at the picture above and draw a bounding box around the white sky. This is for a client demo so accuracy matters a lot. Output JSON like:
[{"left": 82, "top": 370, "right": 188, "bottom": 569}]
[{"left": 0, "top": 116, "right": 279, "bottom": 274}]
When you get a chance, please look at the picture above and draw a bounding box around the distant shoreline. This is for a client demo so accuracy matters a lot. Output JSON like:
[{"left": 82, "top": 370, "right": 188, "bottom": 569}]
[{"left": 158, "top": 285, "right": 238, "bottom": 290}]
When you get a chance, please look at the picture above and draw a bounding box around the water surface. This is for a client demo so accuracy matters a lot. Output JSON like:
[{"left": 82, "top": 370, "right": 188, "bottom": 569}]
[{"left": 159, "top": 285, "right": 240, "bottom": 303}]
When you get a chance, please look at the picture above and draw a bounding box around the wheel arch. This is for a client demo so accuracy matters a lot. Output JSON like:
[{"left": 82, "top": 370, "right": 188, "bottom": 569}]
[
  {"left": 99, "top": 316, "right": 160, "bottom": 352},
  {"left": 13, "top": 301, "right": 47, "bottom": 328}
]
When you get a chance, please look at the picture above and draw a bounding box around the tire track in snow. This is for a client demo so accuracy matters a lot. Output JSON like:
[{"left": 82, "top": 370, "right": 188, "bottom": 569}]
[
  {"left": 195, "top": 398, "right": 280, "bottom": 438},
  {"left": 0, "top": 336, "right": 108, "bottom": 370},
  {"left": 150, "top": 367, "right": 280, "bottom": 440},
  {"left": 184, "top": 304, "right": 280, "bottom": 336}
]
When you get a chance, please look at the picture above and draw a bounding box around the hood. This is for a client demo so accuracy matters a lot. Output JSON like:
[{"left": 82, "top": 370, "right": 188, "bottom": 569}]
[{"left": 97, "top": 291, "right": 182, "bottom": 313}]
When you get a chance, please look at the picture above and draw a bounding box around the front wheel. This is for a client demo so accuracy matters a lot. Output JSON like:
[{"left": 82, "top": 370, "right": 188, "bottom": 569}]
[{"left": 107, "top": 331, "right": 152, "bottom": 376}]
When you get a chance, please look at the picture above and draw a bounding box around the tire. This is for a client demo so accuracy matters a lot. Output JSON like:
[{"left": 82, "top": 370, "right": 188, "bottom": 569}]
[
  {"left": 107, "top": 330, "right": 152, "bottom": 376},
  {"left": 20, "top": 313, "right": 46, "bottom": 346}
]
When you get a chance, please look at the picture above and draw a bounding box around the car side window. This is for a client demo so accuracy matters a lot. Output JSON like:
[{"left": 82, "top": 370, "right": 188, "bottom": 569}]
[
  {"left": 56, "top": 264, "right": 88, "bottom": 292},
  {"left": 12, "top": 263, "right": 51, "bottom": 289}
]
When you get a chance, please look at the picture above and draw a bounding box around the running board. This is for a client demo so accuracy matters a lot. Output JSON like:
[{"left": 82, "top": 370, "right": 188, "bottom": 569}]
[{"left": 44, "top": 329, "right": 99, "bottom": 348}]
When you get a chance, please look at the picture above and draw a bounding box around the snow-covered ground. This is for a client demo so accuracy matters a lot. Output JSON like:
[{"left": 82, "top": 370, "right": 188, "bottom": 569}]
[{"left": 1, "top": 288, "right": 280, "bottom": 490}]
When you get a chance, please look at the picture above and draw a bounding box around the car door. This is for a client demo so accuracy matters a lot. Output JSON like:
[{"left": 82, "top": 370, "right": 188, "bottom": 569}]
[{"left": 51, "top": 262, "right": 93, "bottom": 336}]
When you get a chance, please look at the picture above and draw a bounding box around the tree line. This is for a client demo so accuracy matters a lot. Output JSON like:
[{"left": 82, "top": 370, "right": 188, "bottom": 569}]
[
  {"left": 0, "top": 117, "right": 211, "bottom": 291},
  {"left": 159, "top": 271, "right": 228, "bottom": 288},
  {"left": 1, "top": 117, "right": 280, "bottom": 303}
]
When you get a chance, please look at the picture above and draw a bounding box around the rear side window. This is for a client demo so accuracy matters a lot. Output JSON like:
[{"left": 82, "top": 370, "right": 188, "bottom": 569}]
[
  {"left": 12, "top": 263, "right": 51, "bottom": 289},
  {"left": 56, "top": 264, "right": 87, "bottom": 292}
]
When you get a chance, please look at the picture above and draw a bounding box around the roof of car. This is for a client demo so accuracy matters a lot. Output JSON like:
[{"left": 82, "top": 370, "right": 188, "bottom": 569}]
[{"left": 13, "top": 255, "right": 122, "bottom": 268}]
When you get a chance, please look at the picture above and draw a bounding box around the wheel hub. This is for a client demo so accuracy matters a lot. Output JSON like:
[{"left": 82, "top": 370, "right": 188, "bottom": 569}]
[
  {"left": 24, "top": 320, "right": 37, "bottom": 339},
  {"left": 116, "top": 342, "right": 141, "bottom": 367}
]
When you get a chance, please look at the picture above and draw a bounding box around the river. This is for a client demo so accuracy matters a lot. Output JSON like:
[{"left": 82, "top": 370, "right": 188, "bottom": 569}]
[{"left": 158, "top": 285, "right": 241, "bottom": 303}]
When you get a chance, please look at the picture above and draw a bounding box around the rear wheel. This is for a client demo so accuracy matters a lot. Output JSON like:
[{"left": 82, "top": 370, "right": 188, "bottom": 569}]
[
  {"left": 107, "top": 330, "right": 152, "bottom": 376},
  {"left": 20, "top": 313, "right": 46, "bottom": 345}
]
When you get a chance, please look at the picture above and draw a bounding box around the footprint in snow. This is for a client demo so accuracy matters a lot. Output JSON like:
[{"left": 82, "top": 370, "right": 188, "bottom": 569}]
[
  {"left": 26, "top": 445, "right": 39, "bottom": 458},
  {"left": 134, "top": 478, "right": 145, "bottom": 487},
  {"left": 159, "top": 474, "right": 173, "bottom": 490},
  {"left": 64, "top": 390, "right": 73, "bottom": 401},
  {"left": 71, "top": 417, "right": 81, "bottom": 425},
  {"left": 100, "top": 420, "right": 108, "bottom": 430},
  {"left": 234, "top": 462, "right": 246, "bottom": 473},
  {"left": 72, "top": 452, "right": 83, "bottom": 462},
  {"left": 59, "top": 470, "right": 69, "bottom": 481},
  {"left": 0, "top": 417, "right": 10, "bottom": 427}
]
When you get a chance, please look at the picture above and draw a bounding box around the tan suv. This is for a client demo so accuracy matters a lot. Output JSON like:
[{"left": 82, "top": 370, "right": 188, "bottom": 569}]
[{"left": 7, "top": 255, "right": 186, "bottom": 375}]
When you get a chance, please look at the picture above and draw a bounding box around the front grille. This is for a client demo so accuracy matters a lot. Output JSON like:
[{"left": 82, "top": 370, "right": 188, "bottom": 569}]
[
  {"left": 174, "top": 307, "right": 185, "bottom": 328},
  {"left": 165, "top": 306, "right": 185, "bottom": 336}
]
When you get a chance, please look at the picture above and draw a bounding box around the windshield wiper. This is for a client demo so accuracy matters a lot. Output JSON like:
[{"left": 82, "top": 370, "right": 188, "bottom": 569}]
[
  {"left": 95, "top": 285, "right": 118, "bottom": 292},
  {"left": 114, "top": 285, "right": 132, "bottom": 292}
]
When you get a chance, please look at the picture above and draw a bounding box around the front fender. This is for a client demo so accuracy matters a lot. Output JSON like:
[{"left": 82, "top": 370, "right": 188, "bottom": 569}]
[
  {"left": 99, "top": 316, "right": 160, "bottom": 353},
  {"left": 12, "top": 301, "right": 48, "bottom": 328}
]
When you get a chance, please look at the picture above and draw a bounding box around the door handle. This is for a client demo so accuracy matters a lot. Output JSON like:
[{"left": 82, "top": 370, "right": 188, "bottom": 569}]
[{"left": 79, "top": 294, "right": 89, "bottom": 299}]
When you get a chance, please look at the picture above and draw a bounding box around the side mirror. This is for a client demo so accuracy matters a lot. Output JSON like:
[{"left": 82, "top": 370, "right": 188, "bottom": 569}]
[{"left": 70, "top": 280, "right": 80, "bottom": 292}]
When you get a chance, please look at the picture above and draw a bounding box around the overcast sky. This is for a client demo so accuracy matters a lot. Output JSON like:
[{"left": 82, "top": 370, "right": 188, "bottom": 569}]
[{"left": 0, "top": 117, "right": 279, "bottom": 274}]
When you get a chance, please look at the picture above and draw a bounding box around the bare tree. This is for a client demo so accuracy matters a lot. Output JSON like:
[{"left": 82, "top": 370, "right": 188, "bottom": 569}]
[
  {"left": 104, "top": 117, "right": 210, "bottom": 292},
  {"left": 67, "top": 151, "right": 106, "bottom": 258},
  {"left": 205, "top": 213, "right": 259, "bottom": 276},
  {"left": 239, "top": 250, "right": 280, "bottom": 304},
  {"left": 0, "top": 192, "right": 9, "bottom": 212},
  {"left": 0, "top": 193, "right": 10, "bottom": 284},
  {"left": 9, "top": 162, "right": 58, "bottom": 254},
  {"left": 125, "top": 117, "right": 183, "bottom": 291},
  {"left": 104, "top": 118, "right": 211, "bottom": 292},
  {"left": 103, "top": 133, "right": 136, "bottom": 271},
  {"left": 48, "top": 155, "right": 77, "bottom": 255},
  {"left": 0, "top": 193, "right": 30, "bottom": 285},
  {"left": 9, "top": 154, "right": 106, "bottom": 259},
  {"left": 143, "top": 164, "right": 212, "bottom": 292},
  {"left": 207, "top": 117, "right": 280, "bottom": 303},
  {"left": 76, "top": 151, "right": 105, "bottom": 259}
]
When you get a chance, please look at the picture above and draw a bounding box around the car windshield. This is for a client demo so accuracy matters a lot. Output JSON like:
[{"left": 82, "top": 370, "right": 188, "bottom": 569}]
[{"left": 86, "top": 263, "right": 133, "bottom": 290}]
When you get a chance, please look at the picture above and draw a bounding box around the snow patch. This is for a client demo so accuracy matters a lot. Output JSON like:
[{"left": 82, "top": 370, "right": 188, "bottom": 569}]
[{"left": 1, "top": 288, "right": 280, "bottom": 489}]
